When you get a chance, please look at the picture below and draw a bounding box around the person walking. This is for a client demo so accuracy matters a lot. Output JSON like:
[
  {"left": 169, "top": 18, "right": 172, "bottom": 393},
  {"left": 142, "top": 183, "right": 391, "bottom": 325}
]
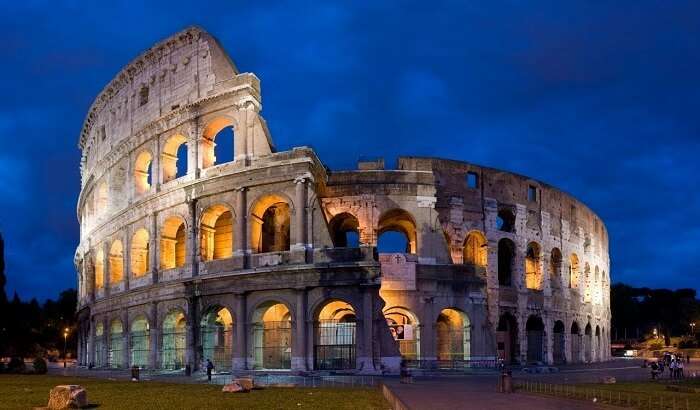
[
  {"left": 650, "top": 361, "right": 659, "bottom": 380},
  {"left": 678, "top": 359, "right": 684, "bottom": 379},
  {"left": 206, "top": 359, "right": 215, "bottom": 382},
  {"left": 670, "top": 359, "right": 677, "bottom": 379}
]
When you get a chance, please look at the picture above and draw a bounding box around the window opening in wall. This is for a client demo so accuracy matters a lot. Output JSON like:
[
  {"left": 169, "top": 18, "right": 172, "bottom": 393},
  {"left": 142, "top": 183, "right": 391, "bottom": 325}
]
[
  {"left": 528, "top": 185, "right": 537, "bottom": 202},
  {"left": 466, "top": 172, "right": 478, "bottom": 189},
  {"left": 328, "top": 213, "right": 360, "bottom": 248},
  {"left": 496, "top": 208, "right": 515, "bottom": 232},
  {"left": 213, "top": 126, "right": 234, "bottom": 165},
  {"left": 99, "top": 125, "right": 106, "bottom": 141},
  {"left": 377, "top": 209, "right": 417, "bottom": 254},
  {"left": 176, "top": 143, "right": 188, "bottom": 178},
  {"left": 139, "top": 86, "right": 149, "bottom": 107},
  {"left": 497, "top": 238, "right": 514, "bottom": 286}
]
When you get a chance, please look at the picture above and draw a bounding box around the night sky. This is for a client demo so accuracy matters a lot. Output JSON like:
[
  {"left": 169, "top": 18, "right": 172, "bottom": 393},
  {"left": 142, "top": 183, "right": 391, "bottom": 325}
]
[{"left": 1, "top": 2, "right": 698, "bottom": 300}]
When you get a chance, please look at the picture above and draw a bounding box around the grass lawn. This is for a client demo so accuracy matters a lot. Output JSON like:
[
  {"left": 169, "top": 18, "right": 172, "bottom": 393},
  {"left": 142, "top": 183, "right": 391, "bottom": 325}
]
[
  {"left": 0, "top": 375, "right": 389, "bottom": 410},
  {"left": 518, "top": 378, "right": 700, "bottom": 409}
]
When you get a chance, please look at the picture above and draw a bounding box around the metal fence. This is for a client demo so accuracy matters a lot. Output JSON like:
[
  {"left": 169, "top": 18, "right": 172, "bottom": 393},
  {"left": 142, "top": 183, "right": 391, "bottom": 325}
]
[
  {"left": 130, "top": 331, "right": 150, "bottom": 368},
  {"left": 201, "top": 325, "right": 232, "bottom": 371},
  {"left": 314, "top": 321, "right": 356, "bottom": 370},
  {"left": 404, "top": 358, "right": 497, "bottom": 370}
]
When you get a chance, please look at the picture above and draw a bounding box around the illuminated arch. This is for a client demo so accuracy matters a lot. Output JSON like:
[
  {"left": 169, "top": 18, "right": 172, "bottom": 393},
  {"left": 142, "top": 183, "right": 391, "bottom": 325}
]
[
  {"left": 130, "top": 315, "right": 150, "bottom": 368},
  {"left": 109, "top": 319, "right": 124, "bottom": 368},
  {"left": 109, "top": 240, "right": 124, "bottom": 284},
  {"left": 251, "top": 301, "right": 292, "bottom": 369},
  {"left": 200, "top": 204, "right": 233, "bottom": 261},
  {"left": 436, "top": 308, "right": 470, "bottom": 362},
  {"left": 130, "top": 229, "right": 150, "bottom": 277},
  {"left": 550, "top": 248, "right": 563, "bottom": 289},
  {"left": 328, "top": 212, "right": 360, "bottom": 247},
  {"left": 201, "top": 117, "right": 236, "bottom": 169},
  {"left": 377, "top": 208, "right": 417, "bottom": 254},
  {"left": 94, "top": 248, "right": 105, "bottom": 290},
  {"left": 161, "top": 310, "right": 187, "bottom": 370},
  {"left": 200, "top": 306, "right": 233, "bottom": 371},
  {"left": 134, "top": 151, "right": 153, "bottom": 194},
  {"left": 463, "top": 231, "right": 487, "bottom": 267},
  {"left": 525, "top": 242, "right": 542, "bottom": 290},
  {"left": 162, "top": 134, "right": 188, "bottom": 182},
  {"left": 384, "top": 306, "right": 421, "bottom": 360},
  {"left": 250, "top": 194, "right": 291, "bottom": 253},
  {"left": 314, "top": 299, "right": 357, "bottom": 370},
  {"left": 161, "top": 216, "right": 187, "bottom": 269},
  {"left": 569, "top": 253, "right": 580, "bottom": 289}
]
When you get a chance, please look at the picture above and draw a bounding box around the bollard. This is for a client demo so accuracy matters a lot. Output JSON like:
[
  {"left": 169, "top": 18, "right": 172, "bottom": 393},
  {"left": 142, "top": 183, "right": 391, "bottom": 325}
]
[{"left": 131, "top": 365, "right": 140, "bottom": 381}]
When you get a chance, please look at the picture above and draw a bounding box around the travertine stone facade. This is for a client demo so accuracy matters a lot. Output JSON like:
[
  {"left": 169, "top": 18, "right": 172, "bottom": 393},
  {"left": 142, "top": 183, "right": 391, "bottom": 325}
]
[{"left": 75, "top": 27, "right": 610, "bottom": 374}]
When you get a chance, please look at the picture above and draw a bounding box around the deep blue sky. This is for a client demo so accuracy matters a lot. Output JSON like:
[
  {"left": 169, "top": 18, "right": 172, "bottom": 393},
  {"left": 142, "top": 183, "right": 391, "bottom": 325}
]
[{"left": 1, "top": 1, "right": 698, "bottom": 300}]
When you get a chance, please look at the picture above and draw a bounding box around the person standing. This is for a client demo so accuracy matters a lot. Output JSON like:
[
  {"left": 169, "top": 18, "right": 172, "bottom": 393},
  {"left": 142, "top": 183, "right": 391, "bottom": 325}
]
[
  {"left": 678, "top": 359, "right": 684, "bottom": 379},
  {"left": 206, "top": 359, "right": 215, "bottom": 382}
]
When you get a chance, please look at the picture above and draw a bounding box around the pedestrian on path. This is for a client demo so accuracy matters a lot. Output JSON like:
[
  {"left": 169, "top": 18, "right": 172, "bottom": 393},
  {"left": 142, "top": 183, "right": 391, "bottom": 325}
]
[{"left": 206, "top": 359, "right": 214, "bottom": 382}]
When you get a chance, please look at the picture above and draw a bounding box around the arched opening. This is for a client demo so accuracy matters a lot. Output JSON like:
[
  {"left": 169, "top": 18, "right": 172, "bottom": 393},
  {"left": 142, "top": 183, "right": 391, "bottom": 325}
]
[
  {"left": 496, "top": 208, "right": 515, "bottom": 232},
  {"left": 250, "top": 195, "right": 291, "bottom": 253},
  {"left": 94, "top": 322, "right": 105, "bottom": 368},
  {"left": 526, "top": 316, "right": 545, "bottom": 363},
  {"left": 569, "top": 254, "right": 580, "bottom": 289},
  {"left": 497, "top": 313, "right": 519, "bottom": 364},
  {"left": 109, "top": 240, "right": 124, "bottom": 285},
  {"left": 202, "top": 117, "right": 235, "bottom": 169},
  {"left": 130, "top": 229, "right": 150, "bottom": 278},
  {"left": 584, "top": 323, "right": 593, "bottom": 362},
  {"left": 463, "top": 231, "right": 487, "bottom": 267},
  {"left": 252, "top": 302, "right": 292, "bottom": 369},
  {"left": 436, "top": 308, "right": 470, "bottom": 364},
  {"left": 314, "top": 300, "right": 357, "bottom": 370},
  {"left": 384, "top": 307, "right": 420, "bottom": 360},
  {"left": 550, "top": 248, "right": 562, "bottom": 289},
  {"left": 328, "top": 212, "right": 360, "bottom": 248},
  {"left": 96, "top": 182, "right": 108, "bottom": 215},
  {"left": 134, "top": 151, "right": 153, "bottom": 194},
  {"left": 200, "top": 205, "right": 233, "bottom": 261},
  {"left": 161, "top": 310, "right": 187, "bottom": 370},
  {"left": 377, "top": 209, "right": 417, "bottom": 254},
  {"left": 571, "top": 322, "right": 581, "bottom": 363},
  {"left": 595, "top": 325, "right": 601, "bottom": 362},
  {"left": 162, "top": 134, "right": 189, "bottom": 183},
  {"left": 553, "top": 321, "right": 565, "bottom": 364},
  {"left": 200, "top": 307, "right": 233, "bottom": 372},
  {"left": 108, "top": 319, "right": 124, "bottom": 369},
  {"left": 130, "top": 316, "right": 150, "bottom": 368},
  {"left": 525, "top": 242, "right": 542, "bottom": 290},
  {"left": 94, "top": 248, "right": 104, "bottom": 290},
  {"left": 161, "top": 216, "right": 186, "bottom": 270},
  {"left": 583, "top": 263, "right": 592, "bottom": 303},
  {"left": 497, "top": 238, "right": 515, "bottom": 286}
]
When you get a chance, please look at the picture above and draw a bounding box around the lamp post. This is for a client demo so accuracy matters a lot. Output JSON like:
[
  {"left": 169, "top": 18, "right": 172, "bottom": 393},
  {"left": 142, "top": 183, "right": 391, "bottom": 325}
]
[
  {"left": 691, "top": 322, "right": 696, "bottom": 336},
  {"left": 63, "top": 328, "right": 69, "bottom": 369}
]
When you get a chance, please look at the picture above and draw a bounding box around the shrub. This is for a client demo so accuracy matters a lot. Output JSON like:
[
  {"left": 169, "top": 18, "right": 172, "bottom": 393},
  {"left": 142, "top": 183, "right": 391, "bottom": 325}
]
[
  {"left": 32, "top": 357, "right": 47, "bottom": 374},
  {"left": 8, "top": 357, "right": 26, "bottom": 373},
  {"left": 648, "top": 341, "right": 664, "bottom": 351}
]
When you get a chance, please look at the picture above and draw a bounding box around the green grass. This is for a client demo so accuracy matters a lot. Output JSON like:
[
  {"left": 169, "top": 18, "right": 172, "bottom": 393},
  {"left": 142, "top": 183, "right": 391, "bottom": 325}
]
[
  {"left": 0, "top": 375, "right": 389, "bottom": 410},
  {"left": 518, "top": 379, "right": 700, "bottom": 409}
]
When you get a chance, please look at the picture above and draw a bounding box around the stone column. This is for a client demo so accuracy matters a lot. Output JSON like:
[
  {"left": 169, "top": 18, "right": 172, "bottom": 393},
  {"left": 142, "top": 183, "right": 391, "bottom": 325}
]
[
  {"left": 103, "top": 243, "right": 111, "bottom": 299},
  {"left": 292, "top": 177, "right": 307, "bottom": 253},
  {"left": 234, "top": 106, "right": 249, "bottom": 162},
  {"left": 234, "top": 187, "right": 247, "bottom": 267},
  {"left": 232, "top": 294, "right": 247, "bottom": 371},
  {"left": 149, "top": 303, "right": 158, "bottom": 369},
  {"left": 292, "top": 289, "right": 308, "bottom": 371},
  {"left": 103, "top": 317, "right": 110, "bottom": 368},
  {"left": 188, "top": 198, "right": 199, "bottom": 277},
  {"left": 123, "top": 228, "right": 131, "bottom": 292},
  {"left": 186, "top": 297, "right": 197, "bottom": 371},
  {"left": 88, "top": 319, "right": 95, "bottom": 367},
  {"left": 122, "top": 311, "right": 130, "bottom": 368},
  {"left": 151, "top": 212, "right": 159, "bottom": 284},
  {"left": 356, "top": 289, "right": 375, "bottom": 372},
  {"left": 545, "top": 316, "right": 554, "bottom": 365}
]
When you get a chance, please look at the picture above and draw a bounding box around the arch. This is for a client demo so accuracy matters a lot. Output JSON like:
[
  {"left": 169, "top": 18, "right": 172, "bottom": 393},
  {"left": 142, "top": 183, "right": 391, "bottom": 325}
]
[
  {"left": 526, "top": 316, "right": 545, "bottom": 363},
  {"left": 525, "top": 242, "right": 542, "bottom": 290},
  {"left": 130, "top": 315, "right": 150, "bottom": 368},
  {"left": 251, "top": 301, "right": 292, "bottom": 369},
  {"left": 202, "top": 117, "right": 236, "bottom": 169},
  {"left": 314, "top": 299, "right": 357, "bottom": 370},
  {"left": 584, "top": 323, "right": 593, "bottom": 362},
  {"left": 595, "top": 325, "right": 601, "bottom": 362},
  {"left": 161, "top": 310, "right": 187, "bottom": 370},
  {"left": 250, "top": 194, "right": 291, "bottom": 253},
  {"left": 550, "top": 248, "right": 562, "bottom": 289},
  {"left": 108, "top": 319, "right": 124, "bottom": 368},
  {"left": 200, "top": 306, "right": 233, "bottom": 372},
  {"left": 328, "top": 212, "right": 360, "bottom": 248},
  {"left": 384, "top": 306, "right": 421, "bottom": 360},
  {"left": 134, "top": 150, "right": 153, "bottom": 194},
  {"left": 377, "top": 209, "right": 417, "bottom": 253},
  {"left": 497, "top": 238, "right": 515, "bottom": 286},
  {"left": 570, "top": 321, "right": 582, "bottom": 364},
  {"left": 569, "top": 253, "right": 580, "bottom": 289},
  {"left": 161, "top": 216, "right": 187, "bottom": 269},
  {"left": 552, "top": 320, "right": 565, "bottom": 364},
  {"left": 95, "top": 182, "right": 108, "bottom": 215},
  {"left": 94, "top": 248, "right": 105, "bottom": 290},
  {"left": 94, "top": 322, "right": 106, "bottom": 367},
  {"left": 162, "top": 134, "right": 188, "bottom": 182},
  {"left": 200, "top": 204, "right": 233, "bottom": 261},
  {"left": 463, "top": 231, "right": 487, "bottom": 267},
  {"left": 109, "top": 240, "right": 124, "bottom": 284},
  {"left": 436, "top": 308, "right": 470, "bottom": 363},
  {"left": 497, "top": 313, "right": 518, "bottom": 364},
  {"left": 496, "top": 208, "right": 515, "bottom": 232},
  {"left": 130, "top": 229, "right": 150, "bottom": 277}
]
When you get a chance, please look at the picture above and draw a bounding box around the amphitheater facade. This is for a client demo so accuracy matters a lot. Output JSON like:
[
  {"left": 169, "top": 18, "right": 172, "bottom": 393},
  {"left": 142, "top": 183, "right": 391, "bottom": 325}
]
[{"left": 74, "top": 27, "right": 611, "bottom": 375}]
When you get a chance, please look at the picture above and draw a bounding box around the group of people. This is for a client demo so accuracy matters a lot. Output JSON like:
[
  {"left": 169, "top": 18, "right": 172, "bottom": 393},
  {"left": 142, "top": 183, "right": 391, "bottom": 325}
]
[{"left": 649, "top": 353, "right": 691, "bottom": 380}]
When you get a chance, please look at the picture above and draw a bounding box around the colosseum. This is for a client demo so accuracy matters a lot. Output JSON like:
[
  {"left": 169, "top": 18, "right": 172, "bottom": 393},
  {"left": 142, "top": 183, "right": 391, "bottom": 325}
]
[{"left": 74, "top": 27, "right": 611, "bottom": 375}]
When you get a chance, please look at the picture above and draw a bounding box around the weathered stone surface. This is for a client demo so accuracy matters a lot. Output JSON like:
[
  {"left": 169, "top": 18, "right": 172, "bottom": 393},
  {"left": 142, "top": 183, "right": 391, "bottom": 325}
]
[
  {"left": 234, "top": 378, "right": 254, "bottom": 391},
  {"left": 47, "top": 385, "right": 87, "bottom": 409},
  {"left": 222, "top": 382, "right": 246, "bottom": 393}
]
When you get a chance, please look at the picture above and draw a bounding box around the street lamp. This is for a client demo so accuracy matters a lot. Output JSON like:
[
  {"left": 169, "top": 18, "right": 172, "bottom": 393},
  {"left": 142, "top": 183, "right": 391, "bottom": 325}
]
[
  {"left": 63, "top": 328, "right": 69, "bottom": 369},
  {"left": 691, "top": 322, "right": 696, "bottom": 336}
]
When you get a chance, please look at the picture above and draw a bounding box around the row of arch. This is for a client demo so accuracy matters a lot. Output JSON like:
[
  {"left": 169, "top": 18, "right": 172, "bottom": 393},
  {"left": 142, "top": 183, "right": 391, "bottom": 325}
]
[
  {"left": 90, "top": 300, "right": 472, "bottom": 370},
  {"left": 497, "top": 313, "right": 607, "bottom": 364}
]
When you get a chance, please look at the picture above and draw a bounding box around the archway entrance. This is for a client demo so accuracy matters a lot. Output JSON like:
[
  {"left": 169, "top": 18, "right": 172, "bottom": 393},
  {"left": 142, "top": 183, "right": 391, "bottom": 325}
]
[
  {"left": 571, "top": 322, "right": 581, "bottom": 363},
  {"left": 526, "top": 316, "right": 545, "bottom": 363},
  {"left": 314, "top": 300, "right": 357, "bottom": 370},
  {"left": 252, "top": 302, "right": 291, "bottom": 369},
  {"left": 201, "top": 307, "right": 233, "bottom": 372},
  {"left": 161, "top": 311, "right": 186, "bottom": 370},
  {"left": 384, "top": 307, "right": 420, "bottom": 360},
  {"left": 553, "top": 321, "right": 565, "bottom": 364},
  {"left": 130, "top": 316, "right": 150, "bottom": 368},
  {"left": 595, "top": 325, "right": 601, "bottom": 362},
  {"left": 436, "top": 308, "right": 470, "bottom": 365},
  {"left": 497, "top": 313, "right": 518, "bottom": 364},
  {"left": 94, "top": 322, "right": 105, "bottom": 368},
  {"left": 108, "top": 320, "right": 124, "bottom": 369},
  {"left": 584, "top": 323, "right": 593, "bottom": 362}
]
